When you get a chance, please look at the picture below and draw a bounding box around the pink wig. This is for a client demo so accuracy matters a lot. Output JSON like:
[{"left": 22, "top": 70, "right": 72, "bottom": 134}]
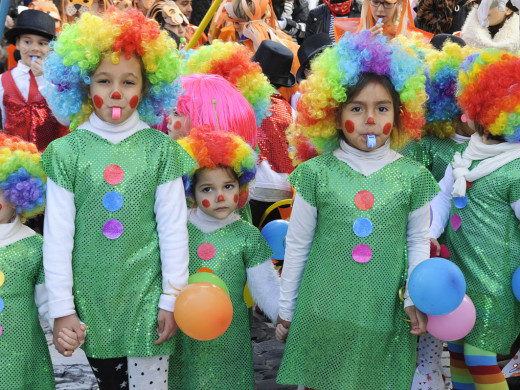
[{"left": 177, "top": 74, "right": 257, "bottom": 147}]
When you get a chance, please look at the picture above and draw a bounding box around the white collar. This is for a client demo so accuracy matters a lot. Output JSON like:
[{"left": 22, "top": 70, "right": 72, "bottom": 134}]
[
  {"left": 15, "top": 61, "right": 31, "bottom": 74},
  {"left": 0, "top": 216, "right": 36, "bottom": 247},
  {"left": 188, "top": 207, "right": 241, "bottom": 234},
  {"left": 77, "top": 112, "right": 149, "bottom": 144}
]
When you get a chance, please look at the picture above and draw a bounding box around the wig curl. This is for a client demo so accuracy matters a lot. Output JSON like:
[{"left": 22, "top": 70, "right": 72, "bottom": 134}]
[
  {"left": 423, "top": 42, "right": 477, "bottom": 138},
  {"left": 43, "top": 7, "right": 181, "bottom": 130},
  {"left": 179, "top": 126, "right": 257, "bottom": 209},
  {"left": 183, "top": 40, "right": 275, "bottom": 127},
  {"left": 288, "top": 31, "right": 427, "bottom": 165},
  {"left": 0, "top": 135, "right": 46, "bottom": 220},
  {"left": 457, "top": 49, "right": 520, "bottom": 142}
]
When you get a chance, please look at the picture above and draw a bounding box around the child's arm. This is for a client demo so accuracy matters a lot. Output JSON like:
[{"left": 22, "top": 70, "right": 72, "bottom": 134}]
[
  {"left": 43, "top": 179, "right": 85, "bottom": 354},
  {"left": 278, "top": 194, "right": 317, "bottom": 323},
  {"left": 154, "top": 177, "right": 190, "bottom": 344},
  {"left": 430, "top": 164, "right": 454, "bottom": 245},
  {"left": 247, "top": 260, "right": 280, "bottom": 323},
  {"left": 0, "top": 80, "right": 5, "bottom": 129}
]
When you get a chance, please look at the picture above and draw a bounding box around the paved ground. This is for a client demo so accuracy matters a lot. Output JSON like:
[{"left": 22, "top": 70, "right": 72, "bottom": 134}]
[{"left": 45, "top": 313, "right": 453, "bottom": 390}]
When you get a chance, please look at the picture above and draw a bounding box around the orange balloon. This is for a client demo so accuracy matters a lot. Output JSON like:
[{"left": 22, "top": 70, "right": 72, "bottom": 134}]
[{"left": 174, "top": 282, "right": 233, "bottom": 341}]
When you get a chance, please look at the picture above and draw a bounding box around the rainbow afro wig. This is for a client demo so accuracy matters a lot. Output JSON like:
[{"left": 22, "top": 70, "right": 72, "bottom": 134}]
[
  {"left": 0, "top": 135, "right": 46, "bottom": 220},
  {"left": 288, "top": 31, "right": 427, "bottom": 165},
  {"left": 457, "top": 49, "right": 520, "bottom": 142},
  {"left": 43, "top": 7, "right": 181, "bottom": 130},
  {"left": 183, "top": 40, "right": 275, "bottom": 127},
  {"left": 178, "top": 126, "right": 257, "bottom": 209},
  {"left": 423, "top": 41, "right": 477, "bottom": 138}
]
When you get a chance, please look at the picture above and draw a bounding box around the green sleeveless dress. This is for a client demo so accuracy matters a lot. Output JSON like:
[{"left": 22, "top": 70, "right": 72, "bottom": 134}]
[
  {"left": 445, "top": 151, "right": 520, "bottom": 354},
  {"left": 0, "top": 234, "right": 54, "bottom": 389},
  {"left": 40, "top": 128, "right": 194, "bottom": 358},
  {"left": 169, "top": 220, "right": 272, "bottom": 389},
  {"left": 276, "top": 153, "right": 439, "bottom": 390}
]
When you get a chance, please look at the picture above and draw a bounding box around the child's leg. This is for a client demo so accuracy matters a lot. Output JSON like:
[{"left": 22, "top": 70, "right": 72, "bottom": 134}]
[
  {"left": 87, "top": 356, "right": 129, "bottom": 390},
  {"left": 128, "top": 355, "right": 169, "bottom": 390},
  {"left": 412, "top": 332, "right": 447, "bottom": 389},
  {"left": 464, "top": 343, "right": 508, "bottom": 389},
  {"left": 448, "top": 340, "right": 476, "bottom": 390}
]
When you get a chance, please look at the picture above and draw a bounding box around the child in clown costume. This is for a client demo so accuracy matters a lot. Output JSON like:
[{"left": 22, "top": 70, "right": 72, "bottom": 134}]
[
  {"left": 168, "top": 127, "right": 280, "bottom": 389},
  {"left": 0, "top": 135, "right": 82, "bottom": 390},
  {"left": 430, "top": 49, "right": 520, "bottom": 390},
  {"left": 40, "top": 9, "right": 194, "bottom": 390},
  {"left": 276, "top": 31, "right": 439, "bottom": 389}
]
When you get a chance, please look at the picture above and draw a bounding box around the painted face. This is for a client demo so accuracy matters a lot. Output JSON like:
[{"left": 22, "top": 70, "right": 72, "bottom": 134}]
[
  {"left": 15, "top": 34, "right": 51, "bottom": 68},
  {"left": 338, "top": 81, "right": 395, "bottom": 152},
  {"left": 0, "top": 190, "right": 16, "bottom": 224},
  {"left": 369, "top": 0, "right": 399, "bottom": 26},
  {"left": 167, "top": 111, "right": 191, "bottom": 140},
  {"left": 89, "top": 54, "right": 143, "bottom": 124},
  {"left": 174, "top": 0, "right": 192, "bottom": 19},
  {"left": 194, "top": 167, "right": 240, "bottom": 220}
]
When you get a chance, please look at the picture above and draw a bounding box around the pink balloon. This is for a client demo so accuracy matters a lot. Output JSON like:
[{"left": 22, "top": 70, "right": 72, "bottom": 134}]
[{"left": 426, "top": 294, "right": 476, "bottom": 341}]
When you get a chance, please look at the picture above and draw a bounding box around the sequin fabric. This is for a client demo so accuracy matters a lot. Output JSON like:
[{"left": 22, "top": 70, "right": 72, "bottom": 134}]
[
  {"left": 257, "top": 95, "right": 294, "bottom": 174},
  {"left": 0, "top": 235, "right": 55, "bottom": 389},
  {"left": 400, "top": 136, "right": 467, "bottom": 182},
  {"left": 277, "top": 153, "right": 439, "bottom": 390},
  {"left": 1, "top": 70, "right": 68, "bottom": 152},
  {"left": 169, "top": 220, "right": 272, "bottom": 390},
  {"left": 40, "top": 129, "right": 195, "bottom": 358},
  {"left": 445, "top": 146, "right": 520, "bottom": 354}
]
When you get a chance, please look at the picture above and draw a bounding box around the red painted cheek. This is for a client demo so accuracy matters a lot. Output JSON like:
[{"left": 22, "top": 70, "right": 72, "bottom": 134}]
[
  {"left": 367, "top": 117, "right": 375, "bottom": 124},
  {"left": 0, "top": 204, "right": 2, "bottom": 211},
  {"left": 201, "top": 199, "right": 210, "bottom": 208},
  {"left": 217, "top": 195, "right": 224, "bottom": 202},
  {"left": 129, "top": 95, "right": 139, "bottom": 109},
  {"left": 344, "top": 120, "right": 355, "bottom": 134},
  {"left": 173, "top": 120, "right": 182, "bottom": 130},
  {"left": 383, "top": 123, "right": 392, "bottom": 135},
  {"left": 93, "top": 95, "right": 104, "bottom": 109},
  {"left": 111, "top": 91, "right": 122, "bottom": 99},
  {"left": 234, "top": 194, "right": 238, "bottom": 203}
]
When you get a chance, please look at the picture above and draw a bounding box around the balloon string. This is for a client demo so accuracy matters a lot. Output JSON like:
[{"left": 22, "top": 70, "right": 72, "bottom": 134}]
[{"left": 165, "top": 280, "right": 181, "bottom": 297}]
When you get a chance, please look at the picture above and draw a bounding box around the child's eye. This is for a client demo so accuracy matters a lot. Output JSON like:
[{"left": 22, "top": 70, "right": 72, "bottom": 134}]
[
  {"left": 224, "top": 184, "right": 235, "bottom": 190},
  {"left": 378, "top": 106, "right": 389, "bottom": 112},
  {"left": 97, "top": 79, "right": 109, "bottom": 84},
  {"left": 124, "top": 80, "right": 136, "bottom": 85},
  {"left": 351, "top": 106, "right": 362, "bottom": 112},
  {"left": 201, "top": 187, "right": 212, "bottom": 193},
  {"left": 40, "top": 41, "right": 49, "bottom": 47}
]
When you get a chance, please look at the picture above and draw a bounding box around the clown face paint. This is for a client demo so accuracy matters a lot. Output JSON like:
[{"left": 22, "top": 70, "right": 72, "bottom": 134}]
[
  {"left": 383, "top": 122, "right": 392, "bottom": 135},
  {"left": 93, "top": 95, "right": 104, "bottom": 109},
  {"left": 344, "top": 120, "right": 355, "bottom": 134},
  {"left": 202, "top": 199, "right": 210, "bottom": 208},
  {"left": 194, "top": 167, "right": 239, "bottom": 220}
]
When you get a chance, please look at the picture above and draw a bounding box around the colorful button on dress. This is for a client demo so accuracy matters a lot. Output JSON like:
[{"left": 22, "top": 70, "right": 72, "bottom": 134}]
[
  {"left": 40, "top": 128, "right": 194, "bottom": 358},
  {"left": 276, "top": 153, "right": 439, "bottom": 390}
]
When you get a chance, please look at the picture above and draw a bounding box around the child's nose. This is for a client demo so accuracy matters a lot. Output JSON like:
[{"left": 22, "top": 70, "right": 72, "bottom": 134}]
[
  {"left": 217, "top": 194, "right": 224, "bottom": 202},
  {"left": 111, "top": 91, "right": 122, "bottom": 99}
]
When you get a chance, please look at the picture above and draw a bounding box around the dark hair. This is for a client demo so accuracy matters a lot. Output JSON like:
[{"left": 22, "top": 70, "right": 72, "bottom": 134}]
[
  {"left": 474, "top": 120, "right": 506, "bottom": 143},
  {"left": 191, "top": 165, "right": 240, "bottom": 201},
  {"left": 337, "top": 72, "right": 401, "bottom": 137}
]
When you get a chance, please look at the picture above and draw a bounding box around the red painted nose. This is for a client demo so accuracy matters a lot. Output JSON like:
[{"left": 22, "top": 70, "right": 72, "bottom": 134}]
[
  {"left": 217, "top": 195, "right": 224, "bottom": 202},
  {"left": 111, "top": 91, "right": 122, "bottom": 99},
  {"left": 367, "top": 117, "right": 375, "bottom": 124}
]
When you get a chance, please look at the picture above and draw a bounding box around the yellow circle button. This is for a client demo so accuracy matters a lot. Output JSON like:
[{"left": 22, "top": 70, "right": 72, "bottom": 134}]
[{"left": 0, "top": 271, "right": 4, "bottom": 287}]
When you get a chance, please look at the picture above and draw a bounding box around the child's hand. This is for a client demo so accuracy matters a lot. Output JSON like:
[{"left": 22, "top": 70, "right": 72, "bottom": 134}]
[
  {"left": 57, "top": 324, "right": 87, "bottom": 356},
  {"left": 404, "top": 305, "right": 427, "bottom": 336},
  {"left": 276, "top": 315, "right": 291, "bottom": 343},
  {"left": 30, "top": 58, "right": 44, "bottom": 77},
  {"left": 368, "top": 21, "right": 383, "bottom": 36},
  {"left": 154, "top": 309, "right": 178, "bottom": 345},
  {"left": 53, "top": 314, "right": 86, "bottom": 356}
]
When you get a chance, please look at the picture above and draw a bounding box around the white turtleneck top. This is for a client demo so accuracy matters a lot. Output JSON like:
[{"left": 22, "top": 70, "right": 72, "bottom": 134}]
[
  {"left": 278, "top": 139, "right": 431, "bottom": 321},
  {"left": 43, "top": 112, "right": 189, "bottom": 319}
]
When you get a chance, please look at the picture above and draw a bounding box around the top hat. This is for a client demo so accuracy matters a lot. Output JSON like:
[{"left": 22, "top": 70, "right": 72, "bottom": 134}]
[
  {"left": 252, "top": 40, "right": 296, "bottom": 88},
  {"left": 296, "top": 33, "right": 332, "bottom": 83},
  {"left": 5, "top": 9, "right": 56, "bottom": 44},
  {"left": 430, "top": 34, "right": 466, "bottom": 50}
]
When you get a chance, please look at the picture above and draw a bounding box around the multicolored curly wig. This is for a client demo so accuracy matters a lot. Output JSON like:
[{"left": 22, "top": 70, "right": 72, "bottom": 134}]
[
  {"left": 0, "top": 135, "right": 46, "bottom": 220},
  {"left": 457, "top": 49, "right": 520, "bottom": 142},
  {"left": 43, "top": 7, "right": 181, "bottom": 130},
  {"left": 183, "top": 40, "right": 275, "bottom": 128},
  {"left": 423, "top": 42, "right": 477, "bottom": 138},
  {"left": 288, "top": 31, "right": 427, "bottom": 165},
  {"left": 179, "top": 126, "right": 257, "bottom": 209}
]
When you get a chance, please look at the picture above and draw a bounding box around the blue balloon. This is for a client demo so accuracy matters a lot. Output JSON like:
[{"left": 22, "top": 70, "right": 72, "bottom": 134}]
[
  {"left": 513, "top": 267, "right": 520, "bottom": 302},
  {"left": 261, "top": 220, "right": 289, "bottom": 260},
  {"left": 408, "top": 258, "right": 466, "bottom": 315}
]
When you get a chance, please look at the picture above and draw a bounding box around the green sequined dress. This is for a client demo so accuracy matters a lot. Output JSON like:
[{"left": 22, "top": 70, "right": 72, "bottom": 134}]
[
  {"left": 0, "top": 234, "right": 55, "bottom": 389},
  {"left": 445, "top": 155, "right": 520, "bottom": 354},
  {"left": 40, "top": 128, "right": 194, "bottom": 359},
  {"left": 169, "top": 220, "right": 272, "bottom": 390},
  {"left": 401, "top": 136, "right": 467, "bottom": 182},
  {"left": 276, "top": 153, "right": 439, "bottom": 390}
]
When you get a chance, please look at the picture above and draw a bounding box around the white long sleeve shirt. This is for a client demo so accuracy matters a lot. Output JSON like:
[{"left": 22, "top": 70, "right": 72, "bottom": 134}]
[{"left": 43, "top": 112, "right": 190, "bottom": 318}]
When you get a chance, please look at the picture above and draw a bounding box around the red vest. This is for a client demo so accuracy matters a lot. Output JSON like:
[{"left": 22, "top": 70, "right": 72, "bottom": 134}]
[
  {"left": 2, "top": 69, "right": 69, "bottom": 151},
  {"left": 257, "top": 95, "right": 294, "bottom": 174}
]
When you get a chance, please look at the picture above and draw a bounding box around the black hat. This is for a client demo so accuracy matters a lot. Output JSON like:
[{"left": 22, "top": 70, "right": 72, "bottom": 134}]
[
  {"left": 296, "top": 33, "right": 332, "bottom": 83},
  {"left": 252, "top": 40, "right": 296, "bottom": 88},
  {"left": 5, "top": 9, "right": 56, "bottom": 44},
  {"left": 430, "top": 34, "right": 466, "bottom": 50}
]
